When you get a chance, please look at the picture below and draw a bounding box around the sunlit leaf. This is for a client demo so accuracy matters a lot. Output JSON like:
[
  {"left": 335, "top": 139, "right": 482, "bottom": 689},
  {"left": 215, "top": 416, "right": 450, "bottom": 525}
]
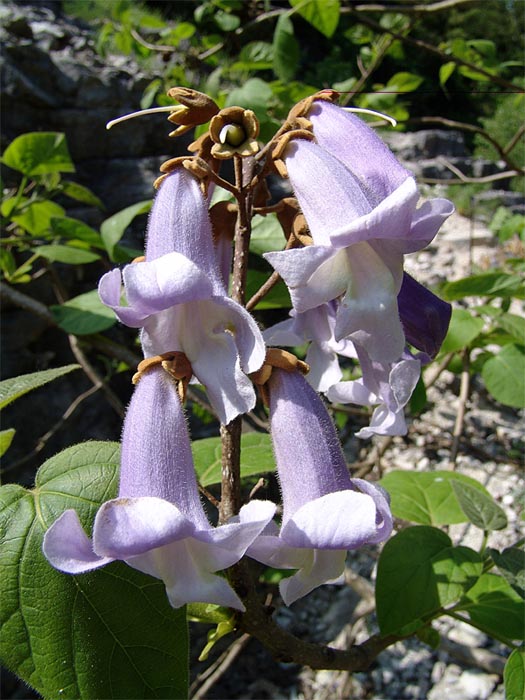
[
  {"left": 32, "top": 244, "right": 100, "bottom": 264},
  {"left": 2, "top": 132, "right": 75, "bottom": 176},
  {"left": 481, "top": 344, "right": 525, "bottom": 408},
  {"left": 451, "top": 480, "right": 508, "bottom": 531},
  {"left": 0, "top": 365, "right": 80, "bottom": 410},
  {"left": 290, "top": 0, "right": 340, "bottom": 38},
  {"left": 273, "top": 14, "right": 299, "bottom": 82},
  {"left": 379, "top": 470, "right": 490, "bottom": 526},
  {"left": 0, "top": 428, "right": 15, "bottom": 457},
  {"left": 376, "top": 526, "right": 482, "bottom": 636},
  {"left": 505, "top": 648, "right": 525, "bottom": 700},
  {"left": 193, "top": 432, "right": 275, "bottom": 487},
  {"left": 51, "top": 290, "right": 117, "bottom": 335},
  {"left": 100, "top": 200, "right": 151, "bottom": 261}
]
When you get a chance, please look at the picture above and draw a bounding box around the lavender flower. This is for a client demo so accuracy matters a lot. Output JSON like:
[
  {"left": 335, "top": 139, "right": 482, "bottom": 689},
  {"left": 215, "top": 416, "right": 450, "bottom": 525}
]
[
  {"left": 265, "top": 104, "right": 453, "bottom": 364},
  {"left": 99, "top": 169, "right": 265, "bottom": 424},
  {"left": 43, "top": 367, "right": 275, "bottom": 610},
  {"left": 248, "top": 369, "right": 392, "bottom": 605}
]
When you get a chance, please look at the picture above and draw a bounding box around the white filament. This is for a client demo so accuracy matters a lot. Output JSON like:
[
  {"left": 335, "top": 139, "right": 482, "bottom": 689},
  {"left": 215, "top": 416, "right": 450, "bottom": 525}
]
[
  {"left": 343, "top": 107, "right": 397, "bottom": 127},
  {"left": 106, "top": 106, "right": 181, "bottom": 130}
]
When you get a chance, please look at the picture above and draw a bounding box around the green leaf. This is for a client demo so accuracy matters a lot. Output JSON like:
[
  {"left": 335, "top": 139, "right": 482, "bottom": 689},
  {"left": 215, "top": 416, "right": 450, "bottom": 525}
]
[
  {"left": 386, "top": 71, "right": 424, "bottom": 92},
  {"left": 431, "top": 545, "right": 483, "bottom": 606},
  {"left": 0, "top": 428, "right": 15, "bottom": 457},
  {"left": 0, "top": 365, "right": 80, "bottom": 410},
  {"left": 376, "top": 526, "right": 482, "bottom": 636},
  {"left": 379, "top": 470, "right": 491, "bottom": 526},
  {"left": 482, "top": 344, "right": 525, "bottom": 408},
  {"left": 250, "top": 214, "right": 285, "bottom": 256},
  {"left": 439, "top": 308, "right": 485, "bottom": 354},
  {"left": 441, "top": 272, "right": 524, "bottom": 301},
  {"left": 488, "top": 546, "right": 525, "bottom": 599},
  {"left": 225, "top": 78, "right": 274, "bottom": 121},
  {"left": 50, "top": 216, "right": 105, "bottom": 249},
  {"left": 459, "top": 573, "right": 525, "bottom": 641},
  {"left": 439, "top": 61, "right": 456, "bottom": 87},
  {"left": 100, "top": 200, "right": 151, "bottom": 261},
  {"left": 61, "top": 181, "right": 104, "bottom": 209},
  {"left": 289, "top": 0, "right": 340, "bottom": 38},
  {"left": 451, "top": 480, "right": 508, "bottom": 531},
  {"left": 214, "top": 9, "right": 240, "bottom": 31},
  {"left": 11, "top": 199, "right": 65, "bottom": 236},
  {"left": 51, "top": 290, "right": 117, "bottom": 335},
  {"left": 505, "top": 648, "right": 525, "bottom": 700},
  {"left": 2, "top": 132, "right": 75, "bottom": 176},
  {"left": 193, "top": 432, "right": 275, "bottom": 487},
  {"left": 32, "top": 244, "right": 101, "bottom": 264},
  {"left": 497, "top": 314, "right": 525, "bottom": 344},
  {"left": 0, "top": 442, "right": 188, "bottom": 699},
  {"left": 245, "top": 269, "right": 291, "bottom": 309},
  {"left": 273, "top": 14, "right": 299, "bottom": 82}
]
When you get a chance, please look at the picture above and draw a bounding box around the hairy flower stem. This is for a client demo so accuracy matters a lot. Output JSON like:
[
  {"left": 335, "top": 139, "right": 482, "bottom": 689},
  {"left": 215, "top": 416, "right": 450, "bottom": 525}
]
[{"left": 219, "top": 155, "right": 255, "bottom": 524}]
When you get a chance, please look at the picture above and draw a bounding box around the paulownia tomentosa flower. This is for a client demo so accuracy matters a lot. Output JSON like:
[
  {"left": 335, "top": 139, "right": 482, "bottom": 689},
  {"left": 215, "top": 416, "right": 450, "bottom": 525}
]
[
  {"left": 98, "top": 167, "right": 265, "bottom": 425},
  {"left": 43, "top": 366, "right": 275, "bottom": 610},
  {"left": 248, "top": 367, "right": 392, "bottom": 605}
]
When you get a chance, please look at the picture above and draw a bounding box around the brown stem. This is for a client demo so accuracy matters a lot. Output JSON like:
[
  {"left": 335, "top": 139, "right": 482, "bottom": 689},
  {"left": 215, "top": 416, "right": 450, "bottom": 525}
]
[
  {"left": 230, "top": 560, "right": 400, "bottom": 670},
  {"left": 219, "top": 156, "right": 255, "bottom": 524}
]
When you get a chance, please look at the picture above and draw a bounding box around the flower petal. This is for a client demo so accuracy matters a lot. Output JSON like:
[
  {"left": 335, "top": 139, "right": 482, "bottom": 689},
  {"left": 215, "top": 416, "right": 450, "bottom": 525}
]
[
  {"left": 126, "top": 538, "right": 245, "bottom": 610},
  {"left": 398, "top": 273, "right": 452, "bottom": 359},
  {"left": 309, "top": 101, "right": 410, "bottom": 204},
  {"left": 280, "top": 491, "right": 378, "bottom": 550},
  {"left": 123, "top": 252, "right": 214, "bottom": 314},
  {"left": 98, "top": 269, "right": 150, "bottom": 327},
  {"left": 195, "top": 500, "right": 277, "bottom": 571},
  {"left": 279, "top": 549, "right": 348, "bottom": 606},
  {"left": 43, "top": 510, "right": 113, "bottom": 574},
  {"left": 335, "top": 242, "right": 405, "bottom": 363},
  {"left": 285, "top": 139, "right": 372, "bottom": 245},
  {"left": 146, "top": 170, "right": 226, "bottom": 295},
  {"left": 351, "top": 478, "right": 393, "bottom": 544},
  {"left": 93, "top": 497, "right": 195, "bottom": 558}
]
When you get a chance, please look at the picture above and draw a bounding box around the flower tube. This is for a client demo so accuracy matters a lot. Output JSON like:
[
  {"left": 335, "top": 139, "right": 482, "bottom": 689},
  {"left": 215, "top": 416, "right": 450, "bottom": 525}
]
[
  {"left": 248, "top": 368, "right": 392, "bottom": 605},
  {"left": 43, "top": 367, "right": 275, "bottom": 610}
]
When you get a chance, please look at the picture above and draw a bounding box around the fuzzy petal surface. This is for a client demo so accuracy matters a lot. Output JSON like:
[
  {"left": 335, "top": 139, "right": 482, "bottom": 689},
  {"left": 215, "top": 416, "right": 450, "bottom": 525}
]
[
  {"left": 309, "top": 101, "right": 410, "bottom": 204},
  {"left": 280, "top": 491, "right": 378, "bottom": 550},
  {"left": 43, "top": 510, "right": 114, "bottom": 574},
  {"left": 93, "top": 497, "right": 196, "bottom": 557}
]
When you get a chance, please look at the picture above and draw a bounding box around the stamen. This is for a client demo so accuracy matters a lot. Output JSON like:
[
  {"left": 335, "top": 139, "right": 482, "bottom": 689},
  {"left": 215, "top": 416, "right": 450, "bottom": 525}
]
[
  {"left": 106, "top": 105, "right": 185, "bottom": 130},
  {"left": 343, "top": 107, "right": 397, "bottom": 127}
]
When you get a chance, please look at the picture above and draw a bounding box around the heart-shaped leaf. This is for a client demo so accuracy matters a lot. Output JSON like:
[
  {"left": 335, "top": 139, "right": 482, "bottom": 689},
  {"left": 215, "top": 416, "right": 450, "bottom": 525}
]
[{"left": 0, "top": 441, "right": 188, "bottom": 699}]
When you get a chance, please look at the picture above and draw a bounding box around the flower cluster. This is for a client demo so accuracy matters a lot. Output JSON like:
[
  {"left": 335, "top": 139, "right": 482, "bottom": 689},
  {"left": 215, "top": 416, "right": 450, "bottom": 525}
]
[{"left": 43, "top": 90, "right": 453, "bottom": 611}]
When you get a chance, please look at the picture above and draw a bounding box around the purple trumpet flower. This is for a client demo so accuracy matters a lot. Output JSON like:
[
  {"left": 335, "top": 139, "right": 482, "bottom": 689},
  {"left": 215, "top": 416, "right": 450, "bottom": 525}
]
[
  {"left": 265, "top": 104, "right": 453, "bottom": 364},
  {"left": 43, "top": 367, "right": 275, "bottom": 610},
  {"left": 99, "top": 168, "right": 265, "bottom": 425},
  {"left": 247, "top": 369, "right": 392, "bottom": 605}
]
